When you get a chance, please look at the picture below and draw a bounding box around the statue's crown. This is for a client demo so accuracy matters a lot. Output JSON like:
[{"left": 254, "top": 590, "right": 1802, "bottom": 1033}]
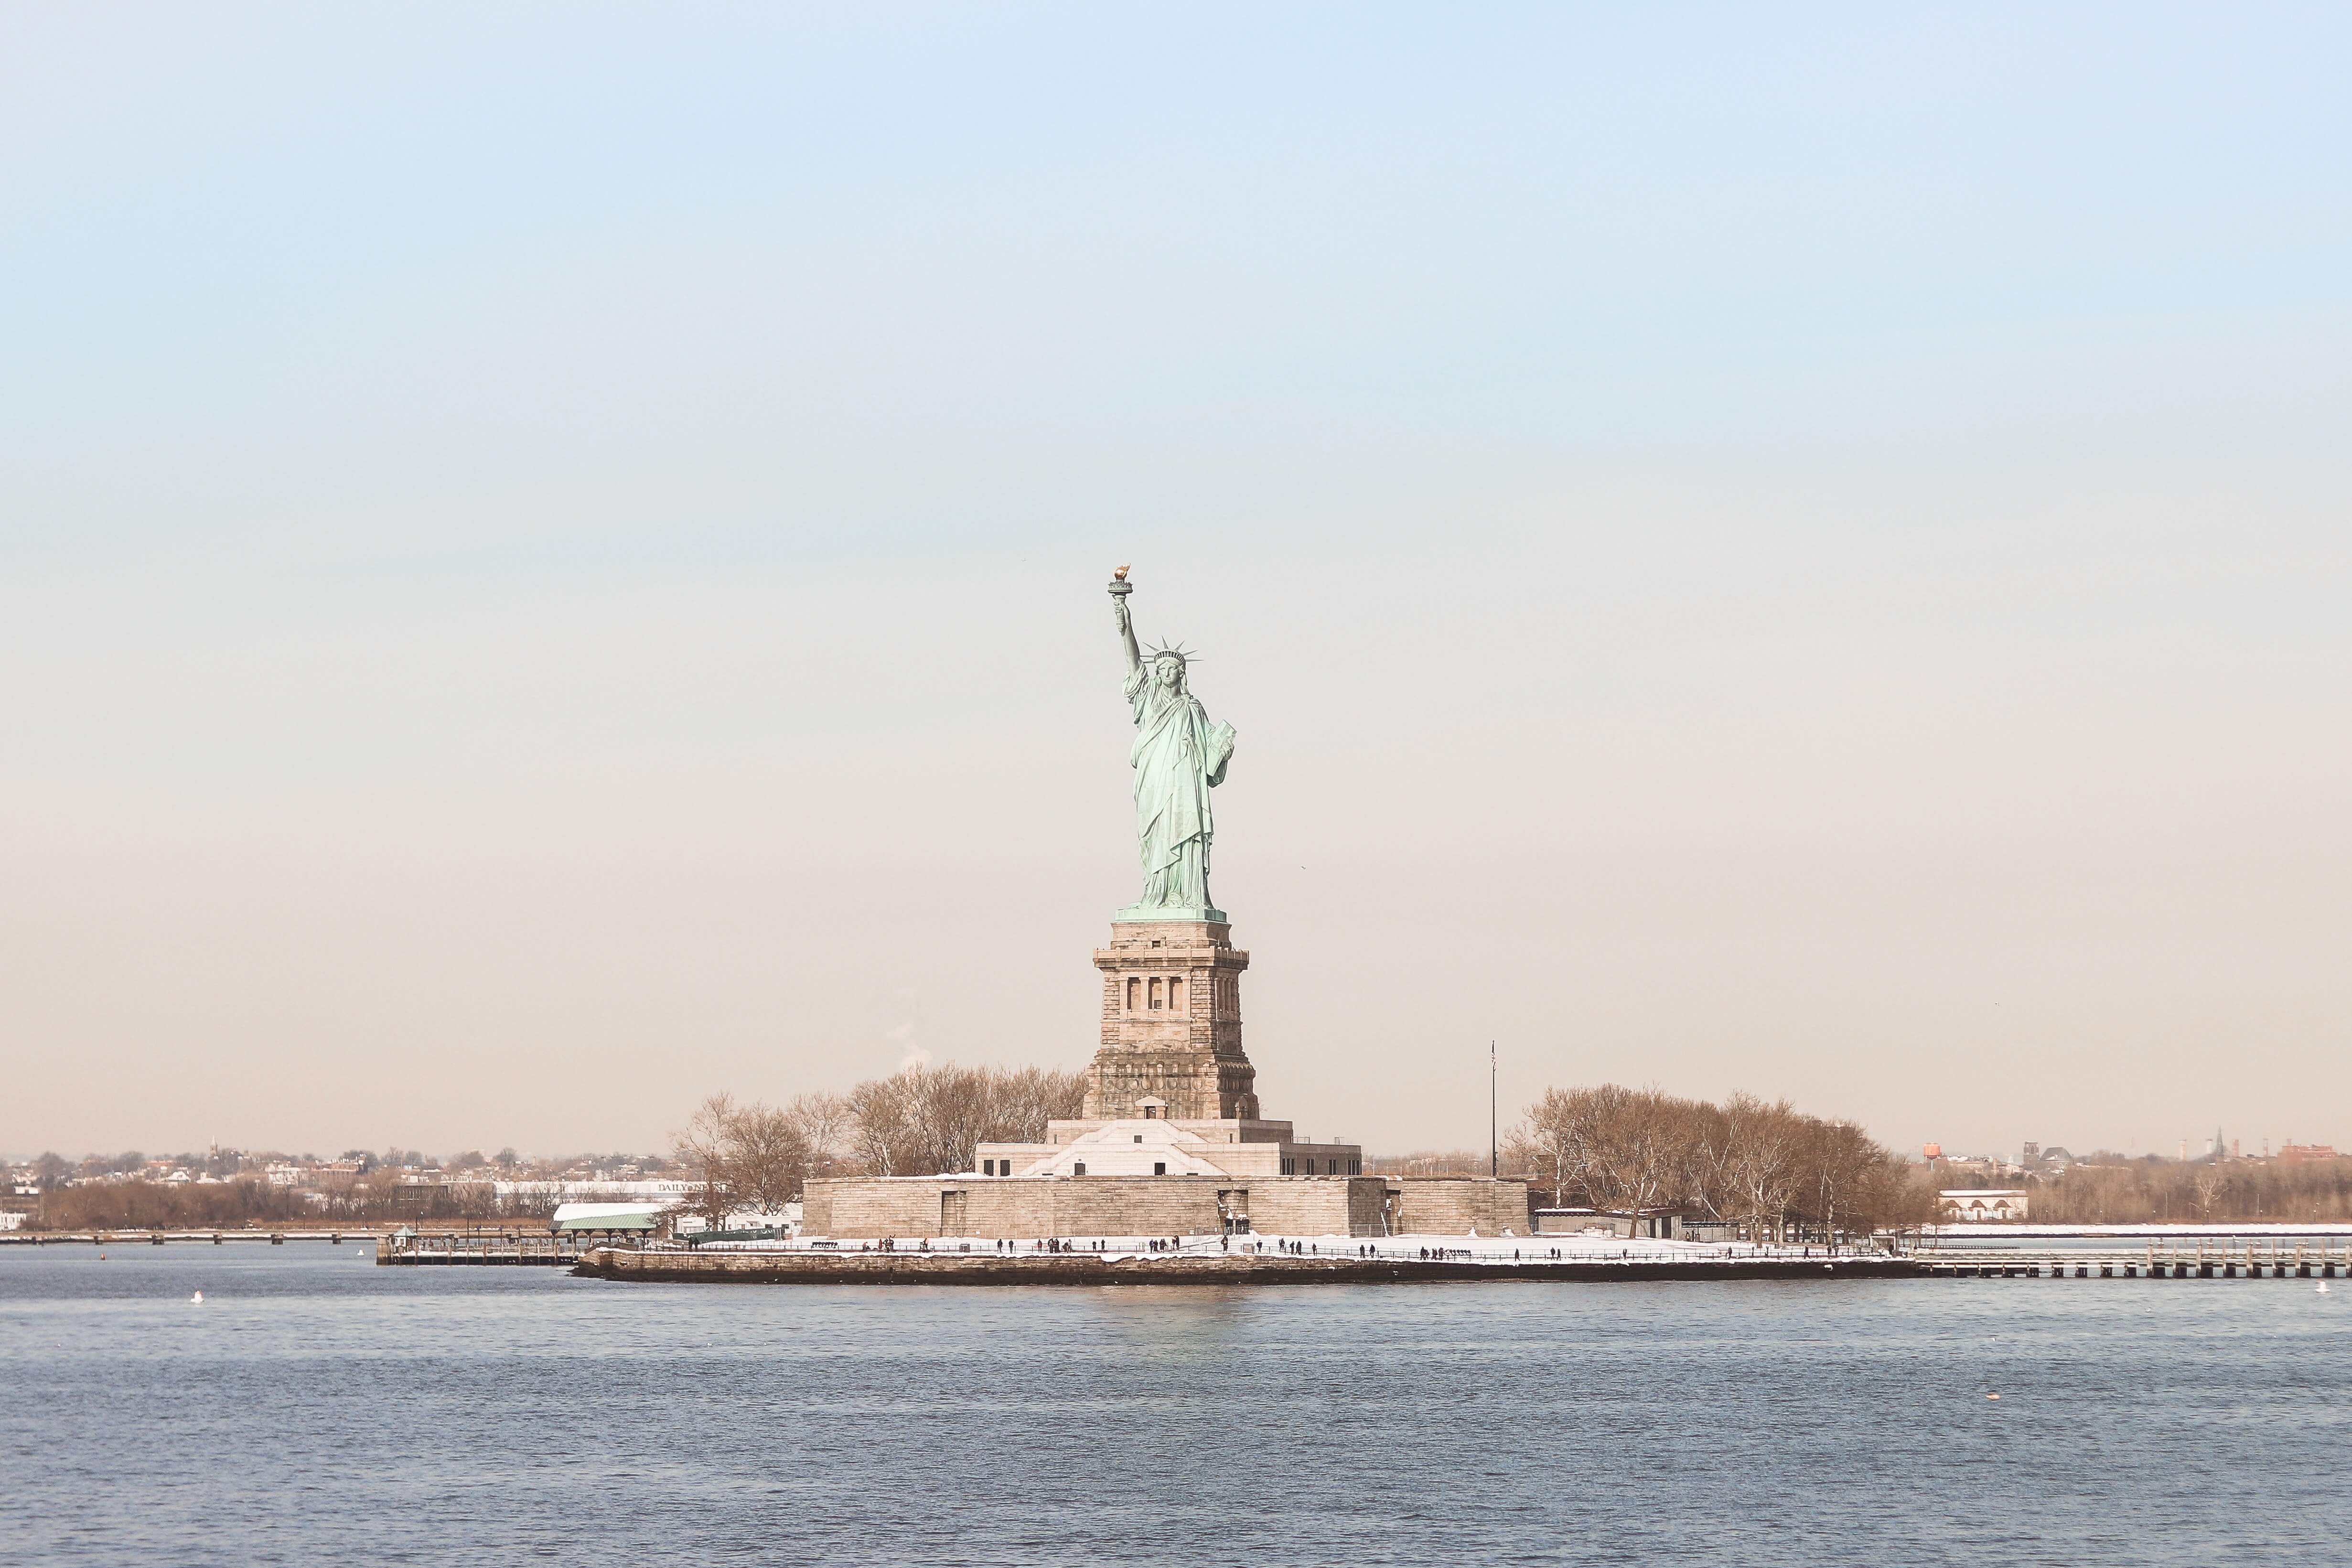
[{"left": 1144, "top": 641, "right": 1197, "bottom": 666}]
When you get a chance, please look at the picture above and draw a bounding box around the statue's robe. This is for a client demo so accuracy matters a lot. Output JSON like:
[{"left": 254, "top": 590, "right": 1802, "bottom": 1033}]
[{"left": 1125, "top": 664, "right": 1235, "bottom": 909}]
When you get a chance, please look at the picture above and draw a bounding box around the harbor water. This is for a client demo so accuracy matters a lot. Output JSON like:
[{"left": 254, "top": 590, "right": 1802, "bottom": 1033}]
[{"left": 5, "top": 1244, "right": 2348, "bottom": 1566}]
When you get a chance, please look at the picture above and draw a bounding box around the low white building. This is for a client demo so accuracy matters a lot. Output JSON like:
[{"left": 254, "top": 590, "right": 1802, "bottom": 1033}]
[
  {"left": 1940, "top": 1188, "right": 2029, "bottom": 1222},
  {"left": 676, "top": 1203, "right": 801, "bottom": 1237},
  {"left": 550, "top": 1202, "right": 666, "bottom": 1234}
]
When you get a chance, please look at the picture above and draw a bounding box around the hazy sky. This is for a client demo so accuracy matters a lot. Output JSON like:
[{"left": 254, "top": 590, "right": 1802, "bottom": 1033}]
[{"left": 5, "top": 5, "right": 2348, "bottom": 1164}]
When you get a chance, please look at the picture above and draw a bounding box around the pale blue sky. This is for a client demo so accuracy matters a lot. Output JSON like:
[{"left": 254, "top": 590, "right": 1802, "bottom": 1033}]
[{"left": 4, "top": 6, "right": 2348, "bottom": 1161}]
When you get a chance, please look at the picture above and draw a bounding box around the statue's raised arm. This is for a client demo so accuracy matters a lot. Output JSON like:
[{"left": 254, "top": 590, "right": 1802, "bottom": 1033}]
[{"left": 1111, "top": 565, "right": 1141, "bottom": 677}]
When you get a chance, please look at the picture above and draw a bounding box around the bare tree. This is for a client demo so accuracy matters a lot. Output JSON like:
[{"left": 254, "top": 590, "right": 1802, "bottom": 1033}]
[
  {"left": 2021, "top": 1155, "right": 2352, "bottom": 1226},
  {"left": 1681, "top": 1099, "right": 1736, "bottom": 1228},
  {"left": 847, "top": 1072, "right": 919, "bottom": 1176},
  {"left": 673, "top": 1092, "right": 738, "bottom": 1224},
  {"left": 1718, "top": 1093, "right": 1803, "bottom": 1243},
  {"left": 1801, "top": 1118, "right": 1886, "bottom": 1245},
  {"left": 1581, "top": 1085, "right": 1698, "bottom": 1228},
  {"left": 1855, "top": 1150, "right": 1942, "bottom": 1234},
  {"left": 787, "top": 1092, "right": 850, "bottom": 1180},
  {"left": 1512, "top": 1084, "right": 1927, "bottom": 1245},
  {"left": 685, "top": 1063, "right": 1090, "bottom": 1191},
  {"left": 987, "top": 1065, "right": 1087, "bottom": 1144},
  {"left": 724, "top": 1102, "right": 812, "bottom": 1213},
  {"left": 1509, "top": 1086, "right": 1604, "bottom": 1207},
  {"left": 2191, "top": 1164, "right": 2227, "bottom": 1218},
  {"left": 848, "top": 1062, "right": 1088, "bottom": 1177},
  {"left": 906, "top": 1064, "right": 991, "bottom": 1178}
]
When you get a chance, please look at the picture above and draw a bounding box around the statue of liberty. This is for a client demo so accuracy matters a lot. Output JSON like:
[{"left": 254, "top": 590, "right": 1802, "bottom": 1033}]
[{"left": 1109, "top": 570, "right": 1236, "bottom": 919}]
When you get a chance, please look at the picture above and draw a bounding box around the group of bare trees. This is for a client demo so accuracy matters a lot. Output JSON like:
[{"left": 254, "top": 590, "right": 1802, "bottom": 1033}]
[
  {"left": 1505, "top": 1085, "right": 1936, "bottom": 1241},
  {"left": 676, "top": 1062, "right": 1086, "bottom": 1219},
  {"left": 2021, "top": 1155, "right": 2352, "bottom": 1224},
  {"left": 30, "top": 1173, "right": 518, "bottom": 1231}
]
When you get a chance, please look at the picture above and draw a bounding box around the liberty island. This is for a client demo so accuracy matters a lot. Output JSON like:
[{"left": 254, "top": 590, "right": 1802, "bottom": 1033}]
[
  {"left": 552, "top": 575, "right": 2297, "bottom": 1279},
  {"left": 776, "top": 571, "right": 1530, "bottom": 1244}
]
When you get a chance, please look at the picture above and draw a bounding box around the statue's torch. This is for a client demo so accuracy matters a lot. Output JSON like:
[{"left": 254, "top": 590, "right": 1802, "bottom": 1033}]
[{"left": 1108, "top": 563, "right": 1132, "bottom": 603}]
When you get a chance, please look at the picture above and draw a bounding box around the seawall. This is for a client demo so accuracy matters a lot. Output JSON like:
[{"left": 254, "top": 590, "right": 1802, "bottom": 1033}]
[{"left": 573, "top": 1247, "right": 1922, "bottom": 1285}]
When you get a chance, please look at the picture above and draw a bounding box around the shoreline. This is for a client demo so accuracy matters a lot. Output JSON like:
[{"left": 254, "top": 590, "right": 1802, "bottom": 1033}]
[{"left": 574, "top": 1246, "right": 1921, "bottom": 1285}]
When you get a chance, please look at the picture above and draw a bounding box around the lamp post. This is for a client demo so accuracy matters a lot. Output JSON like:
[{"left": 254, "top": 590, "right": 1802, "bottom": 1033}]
[{"left": 1490, "top": 1040, "right": 1498, "bottom": 1179}]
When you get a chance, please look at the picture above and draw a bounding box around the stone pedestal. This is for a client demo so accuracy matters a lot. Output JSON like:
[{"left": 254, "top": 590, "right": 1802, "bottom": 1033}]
[{"left": 1083, "top": 919, "right": 1259, "bottom": 1121}]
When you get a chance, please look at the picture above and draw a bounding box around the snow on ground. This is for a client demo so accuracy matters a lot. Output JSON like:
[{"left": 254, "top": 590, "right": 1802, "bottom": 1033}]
[{"left": 1930, "top": 1222, "right": 2352, "bottom": 1239}]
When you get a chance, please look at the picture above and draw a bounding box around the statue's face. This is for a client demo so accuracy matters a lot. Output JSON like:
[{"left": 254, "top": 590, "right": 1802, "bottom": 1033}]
[{"left": 1154, "top": 656, "right": 1184, "bottom": 691}]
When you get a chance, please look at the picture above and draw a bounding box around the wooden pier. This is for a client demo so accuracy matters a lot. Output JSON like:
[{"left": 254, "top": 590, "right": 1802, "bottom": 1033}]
[
  {"left": 0, "top": 1229, "right": 373, "bottom": 1248},
  {"left": 375, "top": 1232, "right": 604, "bottom": 1266},
  {"left": 0, "top": 1228, "right": 615, "bottom": 1265},
  {"left": 1916, "top": 1240, "right": 2350, "bottom": 1279},
  {"left": 0, "top": 1228, "right": 601, "bottom": 1264}
]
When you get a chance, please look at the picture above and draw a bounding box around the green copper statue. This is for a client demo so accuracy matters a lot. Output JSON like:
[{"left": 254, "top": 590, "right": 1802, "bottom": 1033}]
[{"left": 1110, "top": 569, "right": 1236, "bottom": 921}]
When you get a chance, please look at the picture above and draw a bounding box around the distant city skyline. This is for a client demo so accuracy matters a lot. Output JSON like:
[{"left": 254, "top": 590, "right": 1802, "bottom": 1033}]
[{"left": 5, "top": 7, "right": 2348, "bottom": 1160}]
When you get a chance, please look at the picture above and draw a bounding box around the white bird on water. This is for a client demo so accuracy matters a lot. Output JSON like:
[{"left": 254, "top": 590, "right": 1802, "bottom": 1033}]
[
  {"left": 2319, "top": 1282, "right": 2330, "bottom": 1294},
  {"left": 191, "top": 1290, "right": 203, "bottom": 1304}
]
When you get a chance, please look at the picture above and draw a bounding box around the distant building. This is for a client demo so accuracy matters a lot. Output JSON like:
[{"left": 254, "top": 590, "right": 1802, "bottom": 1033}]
[
  {"left": 2280, "top": 1144, "right": 2340, "bottom": 1163},
  {"left": 494, "top": 1179, "right": 698, "bottom": 1201},
  {"left": 676, "top": 1203, "right": 802, "bottom": 1237},
  {"left": 1939, "top": 1189, "right": 2028, "bottom": 1223},
  {"left": 1922, "top": 1142, "right": 1942, "bottom": 1159},
  {"left": 550, "top": 1203, "right": 666, "bottom": 1235},
  {"left": 1531, "top": 1207, "right": 1682, "bottom": 1239}
]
